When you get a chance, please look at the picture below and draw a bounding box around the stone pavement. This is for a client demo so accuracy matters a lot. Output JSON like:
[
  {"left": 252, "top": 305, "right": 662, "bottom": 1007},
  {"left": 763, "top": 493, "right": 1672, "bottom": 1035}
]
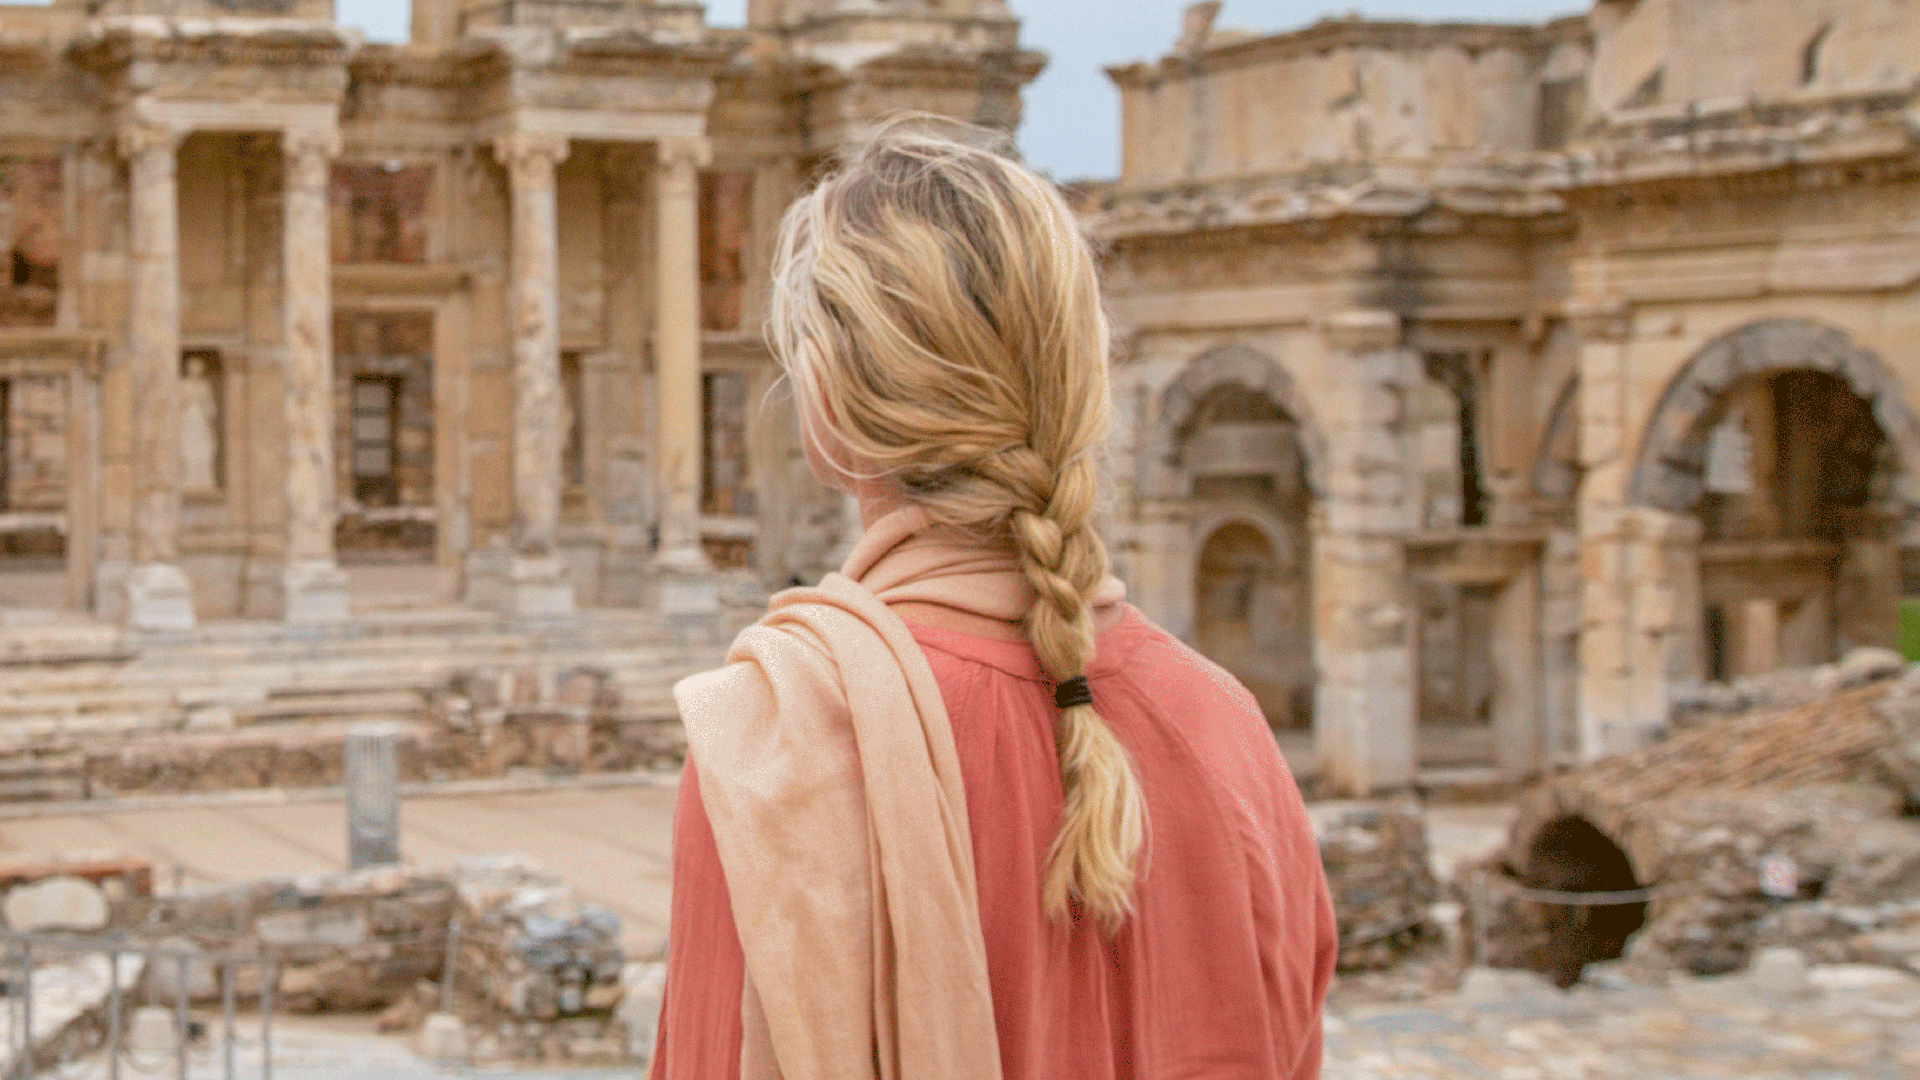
[
  {"left": 1325, "top": 963, "right": 1920, "bottom": 1079},
  {"left": 7, "top": 782, "right": 1918, "bottom": 1077},
  {"left": 0, "top": 780, "right": 679, "bottom": 955}
]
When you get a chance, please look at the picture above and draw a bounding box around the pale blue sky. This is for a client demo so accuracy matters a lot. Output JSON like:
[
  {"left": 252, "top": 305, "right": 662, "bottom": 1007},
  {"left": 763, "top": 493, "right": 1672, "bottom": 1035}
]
[{"left": 333, "top": 1, "right": 1584, "bottom": 179}]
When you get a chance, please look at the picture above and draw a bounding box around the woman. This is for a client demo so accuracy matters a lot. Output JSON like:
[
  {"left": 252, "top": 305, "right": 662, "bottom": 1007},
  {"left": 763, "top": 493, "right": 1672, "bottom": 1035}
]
[{"left": 652, "top": 121, "right": 1335, "bottom": 1080}]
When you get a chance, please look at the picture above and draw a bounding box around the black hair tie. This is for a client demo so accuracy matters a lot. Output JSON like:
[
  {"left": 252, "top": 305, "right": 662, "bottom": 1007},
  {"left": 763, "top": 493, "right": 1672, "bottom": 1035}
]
[{"left": 1054, "top": 676, "right": 1093, "bottom": 710}]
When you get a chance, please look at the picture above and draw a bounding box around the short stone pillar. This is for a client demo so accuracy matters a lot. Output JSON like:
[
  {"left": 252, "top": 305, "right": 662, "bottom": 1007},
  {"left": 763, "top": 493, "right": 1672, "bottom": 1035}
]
[{"left": 345, "top": 724, "right": 403, "bottom": 869}]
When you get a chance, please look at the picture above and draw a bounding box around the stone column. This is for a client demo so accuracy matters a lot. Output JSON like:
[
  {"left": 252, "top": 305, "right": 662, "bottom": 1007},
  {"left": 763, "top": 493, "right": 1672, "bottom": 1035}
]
[
  {"left": 1569, "top": 303, "right": 1707, "bottom": 760},
  {"left": 497, "top": 132, "right": 576, "bottom": 617},
  {"left": 1312, "top": 310, "right": 1417, "bottom": 797},
  {"left": 1491, "top": 563, "right": 1544, "bottom": 775},
  {"left": 281, "top": 127, "right": 350, "bottom": 622},
  {"left": 119, "top": 124, "right": 195, "bottom": 630},
  {"left": 651, "top": 137, "right": 715, "bottom": 601}
]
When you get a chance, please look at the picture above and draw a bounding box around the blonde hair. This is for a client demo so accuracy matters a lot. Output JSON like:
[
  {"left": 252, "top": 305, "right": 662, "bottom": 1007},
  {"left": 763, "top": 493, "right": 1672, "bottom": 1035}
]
[{"left": 768, "top": 119, "right": 1145, "bottom": 932}]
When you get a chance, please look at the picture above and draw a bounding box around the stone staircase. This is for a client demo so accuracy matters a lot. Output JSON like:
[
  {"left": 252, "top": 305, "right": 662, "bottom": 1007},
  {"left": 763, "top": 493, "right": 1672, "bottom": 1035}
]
[{"left": 0, "top": 605, "right": 755, "bottom": 802}]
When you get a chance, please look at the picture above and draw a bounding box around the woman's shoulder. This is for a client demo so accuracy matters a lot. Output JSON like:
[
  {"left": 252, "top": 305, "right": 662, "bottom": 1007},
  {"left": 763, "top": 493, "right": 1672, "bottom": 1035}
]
[{"left": 1095, "top": 606, "right": 1265, "bottom": 716}]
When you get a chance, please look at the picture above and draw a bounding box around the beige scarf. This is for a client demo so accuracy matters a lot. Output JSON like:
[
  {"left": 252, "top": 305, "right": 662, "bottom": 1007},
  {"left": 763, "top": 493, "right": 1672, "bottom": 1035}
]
[{"left": 674, "top": 505, "right": 1121, "bottom": 1080}]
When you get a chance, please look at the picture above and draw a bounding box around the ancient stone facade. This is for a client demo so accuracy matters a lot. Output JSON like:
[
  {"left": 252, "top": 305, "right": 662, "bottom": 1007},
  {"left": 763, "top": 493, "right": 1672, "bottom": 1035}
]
[
  {"left": 0, "top": 0, "right": 1035, "bottom": 625},
  {"left": 1086, "top": 0, "right": 1920, "bottom": 794}
]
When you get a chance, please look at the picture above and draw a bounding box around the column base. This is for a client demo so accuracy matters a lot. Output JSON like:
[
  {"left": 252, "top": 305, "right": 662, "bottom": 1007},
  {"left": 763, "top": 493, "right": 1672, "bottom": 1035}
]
[
  {"left": 649, "top": 545, "right": 719, "bottom": 615},
  {"left": 506, "top": 555, "right": 576, "bottom": 618},
  {"left": 283, "top": 560, "right": 350, "bottom": 623},
  {"left": 122, "top": 562, "right": 196, "bottom": 632}
]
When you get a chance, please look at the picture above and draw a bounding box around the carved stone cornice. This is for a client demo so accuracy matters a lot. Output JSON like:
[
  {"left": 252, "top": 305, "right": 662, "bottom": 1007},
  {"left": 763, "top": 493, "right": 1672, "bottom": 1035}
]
[
  {"left": 70, "top": 16, "right": 356, "bottom": 74},
  {"left": 114, "top": 122, "right": 183, "bottom": 161},
  {"left": 655, "top": 135, "right": 711, "bottom": 172},
  {"left": 1565, "top": 301, "right": 1631, "bottom": 344},
  {"left": 0, "top": 330, "right": 108, "bottom": 377},
  {"left": 332, "top": 264, "right": 473, "bottom": 298},
  {"left": 1318, "top": 309, "right": 1401, "bottom": 354},
  {"left": 493, "top": 131, "right": 570, "bottom": 187}
]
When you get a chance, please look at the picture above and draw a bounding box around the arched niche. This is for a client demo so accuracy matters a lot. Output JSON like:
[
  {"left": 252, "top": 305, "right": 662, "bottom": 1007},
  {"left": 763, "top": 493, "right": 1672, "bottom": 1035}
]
[
  {"left": 1627, "top": 319, "right": 1920, "bottom": 520},
  {"left": 1192, "top": 516, "right": 1314, "bottom": 730},
  {"left": 1139, "top": 343, "right": 1327, "bottom": 503}
]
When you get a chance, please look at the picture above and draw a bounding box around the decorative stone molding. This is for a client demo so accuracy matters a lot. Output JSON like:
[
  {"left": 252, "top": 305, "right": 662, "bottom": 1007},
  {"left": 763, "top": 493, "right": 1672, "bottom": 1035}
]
[
  {"left": 1317, "top": 309, "right": 1400, "bottom": 355},
  {"left": 1138, "top": 342, "right": 1327, "bottom": 501},
  {"left": 493, "top": 132, "right": 571, "bottom": 187},
  {"left": 1566, "top": 301, "right": 1631, "bottom": 344},
  {"left": 655, "top": 135, "right": 712, "bottom": 173},
  {"left": 1627, "top": 319, "right": 1920, "bottom": 517},
  {"left": 114, "top": 122, "right": 183, "bottom": 162},
  {"left": 283, "top": 126, "right": 340, "bottom": 170}
]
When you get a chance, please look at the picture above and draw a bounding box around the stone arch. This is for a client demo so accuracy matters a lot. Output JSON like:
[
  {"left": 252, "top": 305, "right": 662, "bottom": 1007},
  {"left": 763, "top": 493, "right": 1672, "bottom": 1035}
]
[
  {"left": 1139, "top": 343, "right": 1327, "bottom": 501},
  {"left": 1627, "top": 319, "right": 1920, "bottom": 517}
]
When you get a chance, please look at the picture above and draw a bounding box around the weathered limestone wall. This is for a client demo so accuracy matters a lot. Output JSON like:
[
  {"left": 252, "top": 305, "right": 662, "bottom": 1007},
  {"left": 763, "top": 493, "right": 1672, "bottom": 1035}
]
[
  {"left": 1109, "top": 17, "right": 1578, "bottom": 187},
  {"left": 1588, "top": 0, "right": 1920, "bottom": 115}
]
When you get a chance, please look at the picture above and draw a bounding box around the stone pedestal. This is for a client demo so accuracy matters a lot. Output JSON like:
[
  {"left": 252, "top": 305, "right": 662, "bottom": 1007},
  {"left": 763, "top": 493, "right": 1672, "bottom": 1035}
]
[
  {"left": 507, "top": 554, "right": 577, "bottom": 619},
  {"left": 280, "top": 127, "right": 350, "bottom": 622},
  {"left": 282, "top": 559, "right": 350, "bottom": 623},
  {"left": 1313, "top": 531, "right": 1416, "bottom": 795},
  {"left": 648, "top": 565, "right": 720, "bottom": 616},
  {"left": 123, "top": 562, "right": 195, "bottom": 632}
]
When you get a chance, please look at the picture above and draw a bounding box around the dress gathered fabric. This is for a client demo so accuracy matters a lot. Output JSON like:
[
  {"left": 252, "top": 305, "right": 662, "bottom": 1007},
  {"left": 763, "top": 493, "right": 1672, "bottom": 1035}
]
[{"left": 656, "top": 508, "right": 1336, "bottom": 1080}]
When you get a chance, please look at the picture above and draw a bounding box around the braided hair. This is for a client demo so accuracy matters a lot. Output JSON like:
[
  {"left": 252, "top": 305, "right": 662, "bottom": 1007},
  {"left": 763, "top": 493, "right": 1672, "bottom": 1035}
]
[{"left": 768, "top": 118, "right": 1145, "bottom": 932}]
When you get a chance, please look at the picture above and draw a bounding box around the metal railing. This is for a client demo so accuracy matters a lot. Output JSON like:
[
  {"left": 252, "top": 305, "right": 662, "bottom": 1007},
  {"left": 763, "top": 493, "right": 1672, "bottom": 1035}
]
[{"left": 1, "top": 933, "right": 277, "bottom": 1080}]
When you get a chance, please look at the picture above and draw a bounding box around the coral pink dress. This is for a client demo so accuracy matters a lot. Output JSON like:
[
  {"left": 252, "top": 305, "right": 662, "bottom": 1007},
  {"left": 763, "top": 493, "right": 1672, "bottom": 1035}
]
[{"left": 651, "top": 605, "right": 1336, "bottom": 1080}]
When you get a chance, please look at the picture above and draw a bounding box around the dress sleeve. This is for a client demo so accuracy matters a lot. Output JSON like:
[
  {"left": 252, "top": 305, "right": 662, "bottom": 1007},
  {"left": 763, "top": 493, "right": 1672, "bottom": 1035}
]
[{"left": 649, "top": 763, "right": 746, "bottom": 1080}]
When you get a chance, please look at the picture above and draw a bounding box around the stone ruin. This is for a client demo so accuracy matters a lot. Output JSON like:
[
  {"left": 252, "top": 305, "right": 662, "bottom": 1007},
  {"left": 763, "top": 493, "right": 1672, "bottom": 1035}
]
[
  {"left": 1465, "top": 648, "right": 1920, "bottom": 988},
  {"left": 0, "top": 851, "right": 663, "bottom": 1068},
  {"left": 1311, "top": 802, "right": 1443, "bottom": 972}
]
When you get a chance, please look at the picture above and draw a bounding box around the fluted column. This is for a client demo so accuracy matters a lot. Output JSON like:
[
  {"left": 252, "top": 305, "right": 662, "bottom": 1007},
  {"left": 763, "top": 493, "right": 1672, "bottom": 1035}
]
[
  {"left": 497, "top": 132, "right": 575, "bottom": 616},
  {"left": 119, "top": 123, "right": 195, "bottom": 630},
  {"left": 652, "top": 137, "right": 712, "bottom": 578},
  {"left": 281, "top": 126, "right": 350, "bottom": 622}
]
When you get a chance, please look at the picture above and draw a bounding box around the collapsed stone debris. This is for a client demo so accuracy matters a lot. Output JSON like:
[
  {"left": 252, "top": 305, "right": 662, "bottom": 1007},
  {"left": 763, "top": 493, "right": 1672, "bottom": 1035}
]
[
  {"left": 0, "top": 851, "right": 663, "bottom": 1067},
  {"left": 1465, "top": 650, "right": 1920, "bottom": 987}
]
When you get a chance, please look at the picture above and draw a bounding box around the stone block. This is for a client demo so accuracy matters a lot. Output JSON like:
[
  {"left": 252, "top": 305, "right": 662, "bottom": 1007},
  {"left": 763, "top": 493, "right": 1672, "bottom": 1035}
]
[
  {"left": 282, "top": 560, "right": 349, "bottom": 623},
  {"left": 126, "top": 1007, "right": 177, "bottom": 1059},
  {"left": 254, "top": 906, "right": 369, "bottom": 948},
  {"left": 3, "top": 875, "right": 108, "bottom": 932},
  {"left": 1748, "top": 946, "right": 1810, "bottom": 996},
  {"left": 123, "top": 563, "right": 195, "bottom": 632},
  {"left": 418, "top": 1012, "right": 469, "bottom": 1062}
]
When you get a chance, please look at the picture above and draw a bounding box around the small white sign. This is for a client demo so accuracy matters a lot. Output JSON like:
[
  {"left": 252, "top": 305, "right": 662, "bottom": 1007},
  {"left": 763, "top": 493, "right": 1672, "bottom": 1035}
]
[{"left": 1759, "top": 853, "right": 1799, "bottom": 900}]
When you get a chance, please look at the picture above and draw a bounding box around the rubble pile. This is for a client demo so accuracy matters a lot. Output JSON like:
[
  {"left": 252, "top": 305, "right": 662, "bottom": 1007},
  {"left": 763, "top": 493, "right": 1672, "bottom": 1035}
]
[
  {"left": 450, "top": 857, "right": 623, "bottom": 1014},
  {"left": 1312, "top": 802, "right": 1441, "bottom": 970},
  {"left": 1467, "top": 649, "right": 1920, "bottom": 986},
  {"left": 110, "top": 855, "right": 659, "bottom": 1063},
  {"left": 142, "top": 865, "right": 455, "bottom": 1011}
]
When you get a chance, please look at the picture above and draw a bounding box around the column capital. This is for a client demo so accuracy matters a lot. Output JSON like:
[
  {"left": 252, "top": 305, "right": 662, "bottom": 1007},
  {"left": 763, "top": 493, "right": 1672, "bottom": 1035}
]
[
  {"left": 494, "top": 131, "right": 571, "bottom": 181},
  {"left": 1317, "top": 309, "right": 1401, "bottom": 355},
  {"left": 115, "top": 122, "right": 183, "bottom": 162},
  {"left": 1566, "top": 300, "right": 1632, "bottom": 343},
  {"left": 283, "top": 126, "right": 341, "bottom": 164},
  {"left": 656, "top": 136, "right": 712, "bottom": 173}
]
